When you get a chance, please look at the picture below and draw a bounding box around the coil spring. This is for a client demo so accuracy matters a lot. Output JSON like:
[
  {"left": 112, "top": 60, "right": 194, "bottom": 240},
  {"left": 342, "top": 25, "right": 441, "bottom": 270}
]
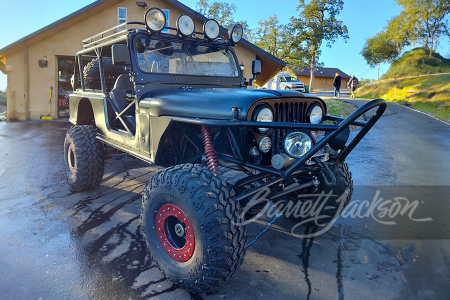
[{"left": 201, "top": 125, "right": 220, "bottom": 176}]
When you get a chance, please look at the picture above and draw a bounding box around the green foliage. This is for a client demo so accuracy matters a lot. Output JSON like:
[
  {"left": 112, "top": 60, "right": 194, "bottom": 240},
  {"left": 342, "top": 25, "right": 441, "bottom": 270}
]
[
  {"left": 358, "top": 78, "right": 375, "bottom": 87},
  {"left": 362, "top": 31, "right": 399, "bottom": 67},
  {"left": 196, "top": 0, "right": 248, "bottom": 31},
  {"left": 382, "top": 47, "right": 450, "bottom": 79},
  {"left": 249, "top": 15, "right": 309, "bottom": 71},
  {"left": 288, "top": 0, "right": 349, "bottom": 89},
  {"left": 395, "top": 0, "right": 450, "bottom": 55}
]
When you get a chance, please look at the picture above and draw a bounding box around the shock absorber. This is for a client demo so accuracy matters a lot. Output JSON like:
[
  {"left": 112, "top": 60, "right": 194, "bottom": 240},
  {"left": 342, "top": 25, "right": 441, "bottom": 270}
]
[{"left": 201, "top": 125, "right": 220, "bottom": 176}]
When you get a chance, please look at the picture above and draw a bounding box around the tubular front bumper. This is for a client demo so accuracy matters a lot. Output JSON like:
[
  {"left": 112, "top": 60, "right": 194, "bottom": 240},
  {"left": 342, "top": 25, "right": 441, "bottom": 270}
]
[{"left": 163, "top": 98, "right": 387, "bottom": 195}]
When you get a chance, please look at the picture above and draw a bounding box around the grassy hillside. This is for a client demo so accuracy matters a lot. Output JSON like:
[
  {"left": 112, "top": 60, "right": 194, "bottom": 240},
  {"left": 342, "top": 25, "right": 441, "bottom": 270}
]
[
  {"left": 356, "top": 48, "right": 450, "bottom": 122},
  {"left": 357, "top": 74, "right": 450, "bottom": 122},
  {"left": 382, "top": 48, "right": 450, "bottom": 80}
]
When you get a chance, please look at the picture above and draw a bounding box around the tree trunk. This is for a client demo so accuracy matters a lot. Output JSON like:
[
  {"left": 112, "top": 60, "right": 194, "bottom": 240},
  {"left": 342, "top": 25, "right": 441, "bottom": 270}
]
[{"left": 309, "top": 51, "right": 316, "bottom": 92}]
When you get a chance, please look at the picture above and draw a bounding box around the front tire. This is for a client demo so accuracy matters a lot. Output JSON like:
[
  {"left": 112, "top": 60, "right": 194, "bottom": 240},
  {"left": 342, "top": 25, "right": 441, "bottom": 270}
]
[
  {"left": 141, "top": 164, "right": 247, "bottom": 294},
  {"left": 64, "top": 125, "right": 104, "bottom": 192}
]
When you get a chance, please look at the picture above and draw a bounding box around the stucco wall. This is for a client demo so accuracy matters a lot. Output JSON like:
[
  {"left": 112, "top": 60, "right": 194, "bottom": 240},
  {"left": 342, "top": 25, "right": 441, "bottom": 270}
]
[
  {"left": 3, "top": 0, "right": 259, "bottom": 120},
  {"left": 297, "top": 75, "right": 348, "bottom": 91}
]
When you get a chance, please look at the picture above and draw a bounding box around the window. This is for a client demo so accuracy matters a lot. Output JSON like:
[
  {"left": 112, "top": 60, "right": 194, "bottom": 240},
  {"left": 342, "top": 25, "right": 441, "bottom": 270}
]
[
  {"left": 162, "top": 9, "right": 170, "bottom": 33},
  {"left": 280, "top": 77, "right": 286, "bottom": 82},
  {"left": 118, "top": 7, "right": 127, "bottom": 29}
]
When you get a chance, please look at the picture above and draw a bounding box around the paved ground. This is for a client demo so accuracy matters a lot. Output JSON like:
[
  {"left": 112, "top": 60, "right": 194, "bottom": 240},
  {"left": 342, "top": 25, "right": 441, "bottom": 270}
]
[{"left": 0, "top": 93, "right": 449, "bottom": 299}]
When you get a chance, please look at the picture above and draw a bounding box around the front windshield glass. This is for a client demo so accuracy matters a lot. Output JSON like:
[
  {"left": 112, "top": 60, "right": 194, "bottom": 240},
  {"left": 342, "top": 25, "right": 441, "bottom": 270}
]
[
  {"left": 134, "top": 37, "right": 239, "bottom": 77},
  {"left": 285, "top": 76, "right": 299, "bottom": 82}
]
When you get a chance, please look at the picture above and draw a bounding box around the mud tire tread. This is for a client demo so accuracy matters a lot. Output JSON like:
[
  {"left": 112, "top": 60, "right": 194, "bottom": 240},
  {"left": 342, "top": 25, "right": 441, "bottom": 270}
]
[
  {"left": 141, "top": 164, "right": 247, "bottom": 294},
  {"left": 64, "top": 125, "right": 104, "bottom": 192}
]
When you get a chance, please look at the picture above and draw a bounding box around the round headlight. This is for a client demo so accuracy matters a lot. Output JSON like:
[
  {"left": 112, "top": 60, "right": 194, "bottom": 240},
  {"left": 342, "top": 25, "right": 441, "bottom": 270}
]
[
  {"left": 204, "top": 19, "right": 220, "bottom": 40},
  {"left": 254, "top": 106, "right": 273, "bottom": 133},
  {"left": 259, "top": 137, "right": 271, "bottom": 153},
  {"left": 284, "top": 132, "right": 313, "bottom": 158},
  {"left": 229, "top": 24, "right": 243, "bottom": 43},
  {"left": 145, "top": 8, "right": 166, "bottom": 33},
  {"left": 308, "top": 104, "right": 323, "bottom": 124},
  {"left": 177, "top": 14, "right": 195, "bottom": 37}
]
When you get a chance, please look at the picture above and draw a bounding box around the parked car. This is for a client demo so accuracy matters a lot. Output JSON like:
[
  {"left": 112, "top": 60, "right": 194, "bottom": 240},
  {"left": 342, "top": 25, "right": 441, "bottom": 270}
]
[
  {"left": 64, "top": 7, "right": 386, "bottom": 294},
  {"left": 262, "top": 72, "right": 305, "bottom": 92}
]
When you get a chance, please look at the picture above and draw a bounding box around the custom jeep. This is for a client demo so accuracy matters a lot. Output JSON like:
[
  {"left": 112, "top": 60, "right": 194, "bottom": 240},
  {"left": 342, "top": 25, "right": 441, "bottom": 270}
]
[{"left": 64, "top": 8, "right": 386, "bottom": 294}]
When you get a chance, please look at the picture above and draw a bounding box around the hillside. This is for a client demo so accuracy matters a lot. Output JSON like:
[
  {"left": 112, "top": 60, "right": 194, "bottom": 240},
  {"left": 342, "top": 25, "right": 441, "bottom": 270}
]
[
  {"left": 382, "top": 48, "right": 450, "bottom": 80},
  {"left": 356, "top": 48, "right": 450, "bottom": 122},
  {"left": 357, "top": 74, "right": 450, "bottom": 122}
]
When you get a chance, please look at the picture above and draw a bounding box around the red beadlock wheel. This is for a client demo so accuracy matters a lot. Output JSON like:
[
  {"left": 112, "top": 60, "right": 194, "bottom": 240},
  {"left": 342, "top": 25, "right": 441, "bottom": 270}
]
[{"left": 155, "top": 204, "right": 195, "bottom": 262}]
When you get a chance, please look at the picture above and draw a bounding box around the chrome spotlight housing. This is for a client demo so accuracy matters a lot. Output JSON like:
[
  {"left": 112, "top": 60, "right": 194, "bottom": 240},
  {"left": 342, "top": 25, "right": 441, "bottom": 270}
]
[
  {"left": 144, "top": 8, "right": 166, "bottom": 33},
  {"left": 204, "top": 19, "right": 220, "bottom": 40},
  {"left": 228, "top": 24, "right": 243, "bottom": 43},
  {"left": 177, "top": 14, "right": 195, "bottom": 37}
]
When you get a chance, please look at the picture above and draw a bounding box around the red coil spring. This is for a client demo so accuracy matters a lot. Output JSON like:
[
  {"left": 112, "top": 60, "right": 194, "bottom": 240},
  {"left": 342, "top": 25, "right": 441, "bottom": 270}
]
[{"left": 201, "top": 125, "right": 220, "bottom": 176}]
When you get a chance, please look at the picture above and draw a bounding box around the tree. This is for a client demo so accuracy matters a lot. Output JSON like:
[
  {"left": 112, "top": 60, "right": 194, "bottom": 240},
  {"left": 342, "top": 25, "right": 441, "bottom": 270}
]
[
  {"left": 289, "top": 0, "right": 349, "bottom": 91},
  {"left": 385, "top": 12, "right": 414, "bottom": 53},
  {"left": 361, "top": 31, "right": 399, "bottom": 79},
  {"left": 196, "top": 0, "right": 248, "bottom": 30},
  {"left": 250, "top": 15, "right": 309, "bottom": 71},
  {"left": 396, "top": 0, "right": 450, "bottom": 57}
]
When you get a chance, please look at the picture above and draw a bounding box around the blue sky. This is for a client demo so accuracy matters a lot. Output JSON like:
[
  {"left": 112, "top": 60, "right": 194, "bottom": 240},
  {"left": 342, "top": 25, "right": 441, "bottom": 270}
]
[{"left": 0, "top": 0, "right": 449, "bottom": 91}]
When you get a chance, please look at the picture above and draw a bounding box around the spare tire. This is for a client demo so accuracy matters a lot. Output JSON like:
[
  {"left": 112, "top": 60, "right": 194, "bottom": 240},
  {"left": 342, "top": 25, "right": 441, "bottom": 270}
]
[{"left": 83, "top": 57, "right": 125, "bottom": 89}]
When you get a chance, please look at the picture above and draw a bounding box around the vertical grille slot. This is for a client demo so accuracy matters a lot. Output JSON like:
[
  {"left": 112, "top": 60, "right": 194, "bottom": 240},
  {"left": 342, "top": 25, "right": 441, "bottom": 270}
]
[{"left": 271, "top": 101, "right": 307, "bottom": 154}]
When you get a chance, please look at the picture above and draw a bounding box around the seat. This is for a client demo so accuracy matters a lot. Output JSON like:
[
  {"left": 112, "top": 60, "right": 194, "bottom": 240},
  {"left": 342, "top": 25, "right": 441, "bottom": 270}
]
[
  {"left": 109, "top": 74, "right": 134, "bottom": 112},
  {"left": 109, "top": 74, "right": 136, "bottom": 134}
]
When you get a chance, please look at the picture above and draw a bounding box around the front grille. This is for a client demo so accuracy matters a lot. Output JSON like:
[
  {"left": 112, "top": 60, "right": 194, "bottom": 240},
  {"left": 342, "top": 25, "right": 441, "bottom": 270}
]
[{"left": 272, "top": 102, "right": 306, "bottom": 154}]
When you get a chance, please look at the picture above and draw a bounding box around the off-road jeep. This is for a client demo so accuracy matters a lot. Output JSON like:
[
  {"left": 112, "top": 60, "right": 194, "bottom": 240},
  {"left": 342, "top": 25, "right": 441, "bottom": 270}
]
[{"left": 64, "top": 8, "right": 386, "bottom": 294}]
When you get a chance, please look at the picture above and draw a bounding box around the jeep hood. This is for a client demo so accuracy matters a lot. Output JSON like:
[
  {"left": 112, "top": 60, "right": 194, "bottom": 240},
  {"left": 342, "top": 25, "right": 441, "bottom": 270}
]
[{"left": 139, "top": 88, "right": 310, "bottom": 120}]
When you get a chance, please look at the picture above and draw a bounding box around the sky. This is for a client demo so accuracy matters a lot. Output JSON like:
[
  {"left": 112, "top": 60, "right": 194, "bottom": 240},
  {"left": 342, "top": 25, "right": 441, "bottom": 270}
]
[{"left": 0, "top": 0, "right": 449, "bottom": 91}]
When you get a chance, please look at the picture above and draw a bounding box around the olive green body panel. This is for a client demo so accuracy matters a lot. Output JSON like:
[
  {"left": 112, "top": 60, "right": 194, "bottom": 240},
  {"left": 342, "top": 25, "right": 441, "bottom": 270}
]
[{"left": 68, "top": 91, "right": 172, "bottom": 163}]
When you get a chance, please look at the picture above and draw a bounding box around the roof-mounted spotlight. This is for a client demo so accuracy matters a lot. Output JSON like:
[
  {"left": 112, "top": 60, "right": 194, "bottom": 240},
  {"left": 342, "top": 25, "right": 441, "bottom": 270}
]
[
  {"left": 136, "top": 1, "right": 147, "bottom": 9},
  {"left": 177, "top": 14, "right": 195, "bottom": 37},
  {"left": 228, "top": 24, "right": 243, "bottom": 44},
  {"left": 144, "top": 7, "right": 166, "bottom": 33},
  {"left": 203, "top": 19, "right": 219, "bottom": 40}
]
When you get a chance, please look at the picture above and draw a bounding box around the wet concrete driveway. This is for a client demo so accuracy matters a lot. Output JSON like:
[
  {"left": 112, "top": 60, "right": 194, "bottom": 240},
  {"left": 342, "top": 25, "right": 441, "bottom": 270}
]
[{"left": 0, "top": 100, "right": 449, "bottom": 299}]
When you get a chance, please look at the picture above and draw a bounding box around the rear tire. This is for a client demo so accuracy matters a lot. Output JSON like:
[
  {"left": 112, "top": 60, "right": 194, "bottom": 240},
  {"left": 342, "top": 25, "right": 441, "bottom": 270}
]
[
  {"left": 141, "top": 164, "right": 247, "bottom": 294},
  {"left": 64, "top": 125, "right": 104, "bottom": 192}
]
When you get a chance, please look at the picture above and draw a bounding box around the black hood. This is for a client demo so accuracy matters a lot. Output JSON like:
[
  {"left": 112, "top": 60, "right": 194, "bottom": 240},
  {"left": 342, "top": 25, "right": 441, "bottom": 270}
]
[{"left": 140, "top": 88, "right": 313, "bottom": 120}]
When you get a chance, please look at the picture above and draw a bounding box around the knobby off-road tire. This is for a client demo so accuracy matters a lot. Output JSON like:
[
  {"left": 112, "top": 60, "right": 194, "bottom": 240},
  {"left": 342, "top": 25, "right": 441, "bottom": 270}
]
[
  {"left": 141, "top": 164, "right": 247, "bottom": 294},
  {"left": 64, "top": 125, "right": 104, "bottom": 192}
]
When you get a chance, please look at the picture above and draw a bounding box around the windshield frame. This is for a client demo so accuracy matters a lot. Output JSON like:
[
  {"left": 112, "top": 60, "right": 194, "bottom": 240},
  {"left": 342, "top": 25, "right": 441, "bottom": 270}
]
[{"left": 131, "top": 35, "right": 243, "bottom": 82}]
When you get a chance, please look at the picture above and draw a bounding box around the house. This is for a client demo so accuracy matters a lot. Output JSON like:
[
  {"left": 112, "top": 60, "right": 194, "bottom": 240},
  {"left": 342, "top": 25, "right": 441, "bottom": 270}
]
[
  {"left": 0, "top": 0, "right": 285, "bottom": 121},
  {"left": 296, "top": 67, "right": 350, "bottom": 90}
]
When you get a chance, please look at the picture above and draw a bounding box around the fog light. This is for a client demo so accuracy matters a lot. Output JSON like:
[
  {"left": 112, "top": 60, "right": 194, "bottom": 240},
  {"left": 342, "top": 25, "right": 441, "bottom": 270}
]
[
  {"left": 259, "top": 137, "right": 271, "bottom": 153},
  {"left": 284, "top": 132, "right": 313, "bottom": 158}
]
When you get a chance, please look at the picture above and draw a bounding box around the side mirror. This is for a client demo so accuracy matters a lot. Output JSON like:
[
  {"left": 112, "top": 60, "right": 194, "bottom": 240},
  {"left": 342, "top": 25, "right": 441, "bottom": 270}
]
[
  {"left": 249, "top": 59, "right": 261, "bottom": 86},
  {"left": 252, "top": 59, "right": 261, "bottom": 75},
  {"left": 112, "top": 44, "right": 131, "bottom": 65}
]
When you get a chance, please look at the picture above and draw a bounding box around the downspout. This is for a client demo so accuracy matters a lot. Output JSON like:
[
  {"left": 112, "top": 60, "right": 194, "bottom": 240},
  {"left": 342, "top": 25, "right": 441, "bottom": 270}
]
[{"left": 24, "top": 43, "right": 30, "bottom": 120}]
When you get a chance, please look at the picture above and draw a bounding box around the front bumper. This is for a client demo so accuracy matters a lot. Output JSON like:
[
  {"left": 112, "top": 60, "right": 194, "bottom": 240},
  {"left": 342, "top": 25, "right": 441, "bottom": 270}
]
[{"left": 163, "top": 99, "right": 387, "bottom": 198}]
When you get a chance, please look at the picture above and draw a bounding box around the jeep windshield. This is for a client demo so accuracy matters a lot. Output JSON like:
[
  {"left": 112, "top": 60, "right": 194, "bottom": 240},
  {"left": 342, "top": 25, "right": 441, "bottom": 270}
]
[{"left": 134, "top": 37, "right": 240, "bottom": 77}]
